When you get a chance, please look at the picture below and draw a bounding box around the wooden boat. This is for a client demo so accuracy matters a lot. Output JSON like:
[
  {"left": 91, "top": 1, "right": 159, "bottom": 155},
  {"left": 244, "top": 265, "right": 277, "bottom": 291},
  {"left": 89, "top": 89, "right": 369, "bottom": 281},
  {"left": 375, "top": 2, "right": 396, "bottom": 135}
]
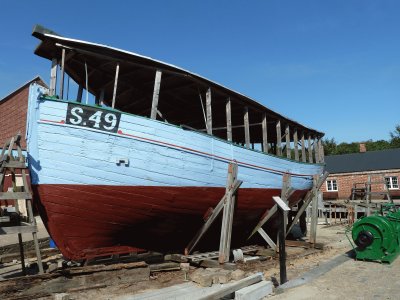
[{"left": 27, "top": 25, "right": 325, "bottom": 260}]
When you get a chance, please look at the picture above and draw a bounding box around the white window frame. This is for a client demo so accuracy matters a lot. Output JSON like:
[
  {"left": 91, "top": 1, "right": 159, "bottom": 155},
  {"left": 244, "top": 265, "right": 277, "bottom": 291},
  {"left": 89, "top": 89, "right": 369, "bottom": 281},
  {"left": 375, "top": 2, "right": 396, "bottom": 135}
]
[
  {"left": 385, "top": 176, "right": 399, "bottom": 190},
  {"left": 326, "top": 179, "right": 338, "bottom": 192}
]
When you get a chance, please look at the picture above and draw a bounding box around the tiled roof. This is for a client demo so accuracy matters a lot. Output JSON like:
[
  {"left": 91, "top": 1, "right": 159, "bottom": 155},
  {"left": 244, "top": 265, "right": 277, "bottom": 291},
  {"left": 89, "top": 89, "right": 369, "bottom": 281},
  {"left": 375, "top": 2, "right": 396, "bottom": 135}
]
[{"left": 325, "top": 148, "right": 400, "bottom": 173}]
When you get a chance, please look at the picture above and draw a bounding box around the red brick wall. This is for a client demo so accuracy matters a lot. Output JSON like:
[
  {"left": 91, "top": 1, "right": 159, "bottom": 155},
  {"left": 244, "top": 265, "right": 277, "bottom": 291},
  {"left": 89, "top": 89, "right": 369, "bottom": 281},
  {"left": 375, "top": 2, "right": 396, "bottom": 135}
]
[
  {"left": 0, "top": 87, "right": 29, "bottom": 149},
  {"left": 321, "top": 170, "right": 400, "bottom": 200}
]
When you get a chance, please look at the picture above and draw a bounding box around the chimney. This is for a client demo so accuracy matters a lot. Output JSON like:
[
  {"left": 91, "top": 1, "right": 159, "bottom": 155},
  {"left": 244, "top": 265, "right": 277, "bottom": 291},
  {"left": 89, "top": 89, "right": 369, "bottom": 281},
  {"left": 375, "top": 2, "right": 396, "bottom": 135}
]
[{"left": 359, "top": 143, "right": 367, "bottom": 153}]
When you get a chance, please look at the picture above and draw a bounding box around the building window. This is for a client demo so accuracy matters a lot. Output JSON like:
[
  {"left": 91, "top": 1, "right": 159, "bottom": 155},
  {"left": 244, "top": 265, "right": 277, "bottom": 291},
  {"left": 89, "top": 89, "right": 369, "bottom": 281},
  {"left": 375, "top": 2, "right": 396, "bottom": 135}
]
[
  {"left": 385, "top": 176, "right": 399, "bottom": 190},
  {"left": 326, "top": 179, "right": 338, "bottom": 191}
]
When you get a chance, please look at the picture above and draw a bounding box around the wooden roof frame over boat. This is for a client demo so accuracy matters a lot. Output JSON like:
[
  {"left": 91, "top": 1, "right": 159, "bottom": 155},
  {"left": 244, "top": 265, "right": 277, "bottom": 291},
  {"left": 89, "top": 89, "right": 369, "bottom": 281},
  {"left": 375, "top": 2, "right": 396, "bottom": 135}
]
[{"left": 32, "top": 24, "right": 324, "bottom": 164}]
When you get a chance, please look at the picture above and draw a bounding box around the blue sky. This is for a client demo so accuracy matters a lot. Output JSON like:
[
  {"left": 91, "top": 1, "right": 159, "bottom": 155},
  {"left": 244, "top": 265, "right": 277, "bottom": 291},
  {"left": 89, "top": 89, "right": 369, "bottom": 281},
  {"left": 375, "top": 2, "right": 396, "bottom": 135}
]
[{"left": 1, "top": 1, "right": 399, "bottom": 143}]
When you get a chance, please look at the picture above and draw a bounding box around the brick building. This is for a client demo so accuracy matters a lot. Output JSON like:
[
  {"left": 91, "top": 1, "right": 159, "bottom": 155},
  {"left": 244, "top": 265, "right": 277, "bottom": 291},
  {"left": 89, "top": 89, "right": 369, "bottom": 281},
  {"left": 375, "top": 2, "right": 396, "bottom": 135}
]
[
  {"left": 321, "top": 145, "right": 400, "bottom": 201},
  {"left": 0, "top": 76, "right": 47, "bottom": 149}
]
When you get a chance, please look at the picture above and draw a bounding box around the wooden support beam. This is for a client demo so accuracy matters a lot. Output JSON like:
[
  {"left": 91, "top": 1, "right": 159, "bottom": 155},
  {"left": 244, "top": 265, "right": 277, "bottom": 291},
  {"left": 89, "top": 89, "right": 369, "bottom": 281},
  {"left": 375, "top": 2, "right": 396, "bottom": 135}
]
[
  {"left": 314, "top": 137, "right": 320, "bottom": 163},
  {"left": 293, "top": 130, "right": 299, "bottom": 161},
  {"left": 307, "top": 135, "right": 313, "bottom": 163},
  {"left": 206, "top": 88, "right": 212, "bottom": 134},
  {"left": 150, "top": 70, "right": 162, "bottom": 119},
  {"left": 59, "top": 49, "right": 66, "bottom": 99},
  {"left": 318, "top": 139, "right": 325, "bottom": 163},
  {"left": 49, "top": 58, "right": 58, "bottom": 96},
  {"left": 111, "top": 63, "right": 120, "bottom": 109},
  {"left": 262, "top": 113, "right": 268, "bottom": 153},
  {"left": 244, "top": 107, "right": 250, "bottom": 149},
  {"left": 77, "top": 85, "right": 83, "bottom": 103},
  {"left": 309, "top": 176, "right": 319, "bottom": 244},
  {"left": 98, "top": 88, "right": 105, "bottom": 105},
  {"left": 257, "top": 227, "right": 276, "bottom": 250},
  {"left": 185, "top": 164, "right": 242, "bottom": 255},
  {"left": 219, "top": 163, "right": 238, "bottom": 263},
  {"left": 286, "top": 171, "right": 329, "bottom": 236},
  {"left": 276, "top": 120, "right": 282, "bottom": 156},
  {"left": 226, "top": 98, "right": 232, "bottom": 141},
  {"left": 301, "top": 133, "right": 306, "bottom": 163},
  {"left": 285, "top": 125, "right": 291, "bottom": 159}
]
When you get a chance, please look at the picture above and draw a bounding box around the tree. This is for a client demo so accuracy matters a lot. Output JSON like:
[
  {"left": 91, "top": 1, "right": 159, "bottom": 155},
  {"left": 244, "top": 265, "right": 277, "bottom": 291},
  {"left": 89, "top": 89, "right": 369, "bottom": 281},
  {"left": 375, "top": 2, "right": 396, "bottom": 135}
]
[
  {"left": 390, "top": 124, "right": 400, "bottom": 148},
  {"left": 322, "top": 138, "right": 337, "bottom": 155}
]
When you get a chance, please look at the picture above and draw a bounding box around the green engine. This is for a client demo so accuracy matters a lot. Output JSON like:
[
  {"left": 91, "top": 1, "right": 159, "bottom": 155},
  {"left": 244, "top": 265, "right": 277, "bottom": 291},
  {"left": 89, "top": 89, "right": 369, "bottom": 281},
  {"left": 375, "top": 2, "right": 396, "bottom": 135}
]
[{"left": 350, "top": 204, "right": 400, "bottom": 263}]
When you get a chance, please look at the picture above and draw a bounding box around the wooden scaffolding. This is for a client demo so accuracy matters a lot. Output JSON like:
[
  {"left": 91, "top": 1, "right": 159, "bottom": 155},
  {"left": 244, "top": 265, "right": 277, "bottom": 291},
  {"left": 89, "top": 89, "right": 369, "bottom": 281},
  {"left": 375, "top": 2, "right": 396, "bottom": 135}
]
[{"left": 0, "top": 134, "right": 44, "bottom": 274}]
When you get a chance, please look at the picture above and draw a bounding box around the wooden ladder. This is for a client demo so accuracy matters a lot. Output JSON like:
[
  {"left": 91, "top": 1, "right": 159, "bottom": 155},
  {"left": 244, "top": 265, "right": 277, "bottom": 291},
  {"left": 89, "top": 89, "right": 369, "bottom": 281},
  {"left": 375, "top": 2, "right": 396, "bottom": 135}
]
[{"left": 0, "top": 134, "right": 44, "bottom": 274}]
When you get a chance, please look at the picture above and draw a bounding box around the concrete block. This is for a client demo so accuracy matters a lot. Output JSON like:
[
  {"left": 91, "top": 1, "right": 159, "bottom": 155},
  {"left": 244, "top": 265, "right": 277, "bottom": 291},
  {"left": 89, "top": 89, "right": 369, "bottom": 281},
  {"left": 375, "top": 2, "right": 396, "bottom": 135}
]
[
  {"left": 211, "top": 269, "right": 232, "bottom": 284},
  {"left": 231, "top": 269, "right": 245, "bottom": 280},
  {"left": 235, "top": 280, "right": 273, "bottom": 300},
  {"left": 54, "top": 293, "right": 70, "bottom": 300},
  {"left": 190, "top": 269, "right": 213, "bottom": 287}
]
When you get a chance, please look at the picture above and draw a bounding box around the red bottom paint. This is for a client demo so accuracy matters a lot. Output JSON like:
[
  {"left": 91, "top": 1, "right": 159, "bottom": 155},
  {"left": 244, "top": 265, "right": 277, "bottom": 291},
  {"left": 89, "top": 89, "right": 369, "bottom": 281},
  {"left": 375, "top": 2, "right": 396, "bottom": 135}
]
[{"left": 32, "top": 184, "right": 308, "bottom": 260}]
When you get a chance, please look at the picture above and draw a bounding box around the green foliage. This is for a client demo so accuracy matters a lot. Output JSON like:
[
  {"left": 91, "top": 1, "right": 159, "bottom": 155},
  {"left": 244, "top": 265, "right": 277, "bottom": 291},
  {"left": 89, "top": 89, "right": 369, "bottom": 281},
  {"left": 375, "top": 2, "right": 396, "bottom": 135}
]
[{"left": 323, "top": 124, "right": 400, "bottom": 156}]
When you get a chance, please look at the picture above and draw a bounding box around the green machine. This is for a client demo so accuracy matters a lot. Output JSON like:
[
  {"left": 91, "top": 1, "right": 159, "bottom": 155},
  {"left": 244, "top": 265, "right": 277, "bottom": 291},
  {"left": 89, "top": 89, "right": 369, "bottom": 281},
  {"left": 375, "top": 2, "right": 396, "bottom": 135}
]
[{"left": 348, "top": 204, "right": 400, "bottom": 263}]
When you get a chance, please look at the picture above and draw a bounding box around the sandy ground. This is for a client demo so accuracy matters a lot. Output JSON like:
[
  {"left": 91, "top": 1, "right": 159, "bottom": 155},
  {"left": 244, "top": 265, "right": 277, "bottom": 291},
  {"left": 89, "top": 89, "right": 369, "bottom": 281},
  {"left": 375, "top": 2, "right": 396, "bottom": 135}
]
[{"left": 4, "top": 219, "right": 398, "bottom": 299}]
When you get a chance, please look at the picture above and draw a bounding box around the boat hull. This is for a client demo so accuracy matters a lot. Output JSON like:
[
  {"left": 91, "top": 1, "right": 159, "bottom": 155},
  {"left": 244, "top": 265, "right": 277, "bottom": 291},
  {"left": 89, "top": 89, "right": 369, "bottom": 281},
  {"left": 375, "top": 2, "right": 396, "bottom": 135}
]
[
  {"left": 33, "top": 184, "right": 308, "bottom": 260},
  {"left": 26, "top": 84, "right": 324, "bottom": 260}
]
